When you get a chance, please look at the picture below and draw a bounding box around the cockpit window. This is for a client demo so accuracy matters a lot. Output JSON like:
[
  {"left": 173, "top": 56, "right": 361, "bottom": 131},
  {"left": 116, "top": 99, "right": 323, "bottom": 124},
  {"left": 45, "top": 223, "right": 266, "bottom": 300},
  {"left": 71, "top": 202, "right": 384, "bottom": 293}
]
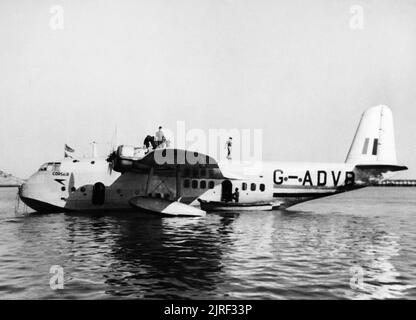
[{"left": 38, "top": 162, "right": 61, "bottom": 172}]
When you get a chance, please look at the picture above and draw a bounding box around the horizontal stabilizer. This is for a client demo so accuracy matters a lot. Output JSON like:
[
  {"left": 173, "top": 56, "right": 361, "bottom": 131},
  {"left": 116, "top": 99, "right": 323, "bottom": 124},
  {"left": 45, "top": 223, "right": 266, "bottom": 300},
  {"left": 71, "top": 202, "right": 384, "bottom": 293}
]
[
  {"left": 355, "top": 164, "right": 408, "bottom": 172},
  {"left": 354, "top": 163, "right": 408, "bottom": 185},
  {"left": 129, "top": 196, "right": 206, "bottom": 217}
]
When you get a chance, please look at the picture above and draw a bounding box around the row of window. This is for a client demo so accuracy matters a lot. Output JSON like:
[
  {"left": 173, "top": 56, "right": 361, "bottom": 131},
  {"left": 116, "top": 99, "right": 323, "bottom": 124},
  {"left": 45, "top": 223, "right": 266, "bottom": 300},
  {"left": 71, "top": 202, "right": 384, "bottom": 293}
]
[
  {"left": 184, "top": 179, "right": 215, "bottom": 189},
  {"left": 39, "top": 160, "right": 96, "bottom": 172},
  {"left": 39, "top": 162, "right": 61, "bottom": 171},
  {"left": 242, "top": 182, "right": 266, "bottom": 192},
  {"left": 66, "top": 181, "right": 266, "bottom": 195},
  {"left": 183, "top": 179, "right": 266, "bottom": 192},
  {"left": 182, "top": 167, "right": 217, "bottom": 178}
]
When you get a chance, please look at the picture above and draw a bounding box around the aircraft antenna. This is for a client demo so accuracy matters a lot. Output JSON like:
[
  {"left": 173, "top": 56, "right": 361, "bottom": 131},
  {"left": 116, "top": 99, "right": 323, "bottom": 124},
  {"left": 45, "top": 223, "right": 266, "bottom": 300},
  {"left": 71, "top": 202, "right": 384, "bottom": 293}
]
[
  {"left": 90, "top": 141, "right": 98, "bottom": 158},
  {"left": 111, "top": 125, "right": 118, "bottom": 152}
]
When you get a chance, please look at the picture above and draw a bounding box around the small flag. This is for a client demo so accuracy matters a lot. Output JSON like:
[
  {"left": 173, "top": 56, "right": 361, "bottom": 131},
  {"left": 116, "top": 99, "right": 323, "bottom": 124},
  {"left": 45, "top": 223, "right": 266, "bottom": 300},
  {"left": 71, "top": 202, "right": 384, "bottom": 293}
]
[
  {"left": 64, "top": 151, "right": 73, "bottom": 158},
  {"left": 65, "top": 144, "right": 75, "bottom": 158},
  {"left": 65, "top": 144, "right": 75, "bottom": 153}
]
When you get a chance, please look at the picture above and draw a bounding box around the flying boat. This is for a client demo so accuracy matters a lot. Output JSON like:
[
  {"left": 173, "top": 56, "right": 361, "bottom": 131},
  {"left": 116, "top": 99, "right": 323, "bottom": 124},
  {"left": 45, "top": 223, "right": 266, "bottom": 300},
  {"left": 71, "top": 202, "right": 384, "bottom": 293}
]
[{"left": 19, "top": 105, "right": 407, "bottom": 216}]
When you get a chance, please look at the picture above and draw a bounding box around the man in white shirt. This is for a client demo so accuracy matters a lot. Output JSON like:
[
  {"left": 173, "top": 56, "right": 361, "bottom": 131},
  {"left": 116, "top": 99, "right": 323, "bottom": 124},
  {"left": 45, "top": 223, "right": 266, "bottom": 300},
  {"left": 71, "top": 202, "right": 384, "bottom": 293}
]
[{"left": 155, "top": 126, "right": 165, "bottom": 148}]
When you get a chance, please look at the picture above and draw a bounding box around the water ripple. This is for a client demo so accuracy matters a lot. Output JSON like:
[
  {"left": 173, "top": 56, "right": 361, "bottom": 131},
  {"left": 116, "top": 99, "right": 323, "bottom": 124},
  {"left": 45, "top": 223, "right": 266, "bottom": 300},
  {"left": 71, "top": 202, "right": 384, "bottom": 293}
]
[{"left": 0, "top": 187, "right": 416, "bottom": 299}]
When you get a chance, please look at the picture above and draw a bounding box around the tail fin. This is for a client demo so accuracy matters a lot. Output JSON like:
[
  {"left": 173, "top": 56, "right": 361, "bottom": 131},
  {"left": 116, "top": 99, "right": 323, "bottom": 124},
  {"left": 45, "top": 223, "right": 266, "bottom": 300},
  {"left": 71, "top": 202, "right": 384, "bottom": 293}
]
[
  {"left": 345, "top": 105, "right": 407, "bottom": 182},
  {"left": 346, "top": 105, "right": 398, "bottom": 165}
]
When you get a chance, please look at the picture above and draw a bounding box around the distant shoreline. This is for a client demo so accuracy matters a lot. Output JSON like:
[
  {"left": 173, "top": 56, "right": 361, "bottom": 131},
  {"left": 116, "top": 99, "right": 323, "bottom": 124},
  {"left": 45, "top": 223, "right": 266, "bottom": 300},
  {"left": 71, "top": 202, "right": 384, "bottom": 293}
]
[{"left": 0, "top": 185, "right": 21, "bottom": 188}]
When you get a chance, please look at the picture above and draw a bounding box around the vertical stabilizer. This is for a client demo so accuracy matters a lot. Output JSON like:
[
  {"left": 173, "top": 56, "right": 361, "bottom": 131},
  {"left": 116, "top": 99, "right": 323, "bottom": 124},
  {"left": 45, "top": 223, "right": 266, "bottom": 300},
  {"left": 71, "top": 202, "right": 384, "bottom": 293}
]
[{"left": 345, "top": 105, "right": 397, "bottom": 165}]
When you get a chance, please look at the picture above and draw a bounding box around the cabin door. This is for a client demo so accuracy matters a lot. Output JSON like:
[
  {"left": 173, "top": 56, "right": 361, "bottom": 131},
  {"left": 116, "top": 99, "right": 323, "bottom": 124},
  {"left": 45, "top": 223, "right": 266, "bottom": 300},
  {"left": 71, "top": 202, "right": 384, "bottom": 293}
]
[
  {"left": 92, "top": 182, "right": 106, "bottom": 205},
  {"left": 221, "top": 180, "right": 233, "bottom": 202}
]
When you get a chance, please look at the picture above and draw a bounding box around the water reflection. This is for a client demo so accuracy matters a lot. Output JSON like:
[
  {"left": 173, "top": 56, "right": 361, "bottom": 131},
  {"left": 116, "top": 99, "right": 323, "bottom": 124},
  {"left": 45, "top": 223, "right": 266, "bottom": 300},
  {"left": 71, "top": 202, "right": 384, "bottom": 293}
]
[
  {"left": 63, "top": 212, "right": 238, "bottom": 299},
  {"left": 280, "top": 209, "right": 414, "bottom": 299},
  {"left": 1, "top": 187, "right": 416, "bottom": 299}
]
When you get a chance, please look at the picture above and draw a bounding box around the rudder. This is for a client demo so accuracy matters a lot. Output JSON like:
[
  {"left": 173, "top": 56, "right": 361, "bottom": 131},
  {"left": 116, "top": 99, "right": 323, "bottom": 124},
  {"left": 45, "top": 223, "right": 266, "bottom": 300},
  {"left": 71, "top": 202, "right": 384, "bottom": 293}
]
[{"left": 345, "top": 105, "right": 397, "bottom": 165}]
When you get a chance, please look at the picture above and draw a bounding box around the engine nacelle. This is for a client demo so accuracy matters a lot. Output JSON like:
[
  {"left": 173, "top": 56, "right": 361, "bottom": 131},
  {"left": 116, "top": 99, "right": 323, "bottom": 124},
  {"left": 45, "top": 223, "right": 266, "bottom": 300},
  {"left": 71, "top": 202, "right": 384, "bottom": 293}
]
[{"left": 107, "top": 145, "right": 147, "bottom": 173}]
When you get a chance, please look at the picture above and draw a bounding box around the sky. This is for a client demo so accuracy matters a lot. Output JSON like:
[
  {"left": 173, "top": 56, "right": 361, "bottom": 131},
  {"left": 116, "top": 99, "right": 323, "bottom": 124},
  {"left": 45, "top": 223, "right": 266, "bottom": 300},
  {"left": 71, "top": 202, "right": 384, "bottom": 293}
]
[{"left": 0, "top": 0, "right": 415, "bottom": 179}]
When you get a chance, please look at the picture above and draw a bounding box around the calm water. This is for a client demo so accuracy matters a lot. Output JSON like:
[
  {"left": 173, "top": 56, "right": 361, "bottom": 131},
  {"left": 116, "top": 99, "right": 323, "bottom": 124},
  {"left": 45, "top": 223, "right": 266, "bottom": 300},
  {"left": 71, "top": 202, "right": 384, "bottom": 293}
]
[{"left": 0, "top": 187, "right": 415, "bottom": 299}]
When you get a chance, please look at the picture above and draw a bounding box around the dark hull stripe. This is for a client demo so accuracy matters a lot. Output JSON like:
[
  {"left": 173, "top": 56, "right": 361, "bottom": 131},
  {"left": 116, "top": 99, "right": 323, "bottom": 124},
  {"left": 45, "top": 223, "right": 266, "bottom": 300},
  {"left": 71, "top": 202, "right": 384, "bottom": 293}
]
[
  {"left": 19, "top": 196, "right": 68, "bottom": 213},
  {"left": 273, "top": 185, "right": 342, "bottom": 190},
  {"left": 273, "top": 192, "right": 335, "bottom": 198}
]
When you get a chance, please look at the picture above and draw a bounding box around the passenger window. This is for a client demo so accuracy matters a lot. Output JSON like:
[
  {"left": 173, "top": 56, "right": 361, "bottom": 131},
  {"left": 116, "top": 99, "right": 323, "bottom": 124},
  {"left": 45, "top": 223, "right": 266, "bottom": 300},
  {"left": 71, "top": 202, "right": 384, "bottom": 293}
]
[
  {"left": 260, "top": 184, "right": 265, "bottom": 192},
  {"left": 192, "top": 180, "right": 198, "bottom": 189},
  {"left": 251, "top": 183, "right": 256, "bottom": 191},
  {"left": 183, "top": 179, "right": 190, "bottom": 188},
  {"left": 200, "top": 180, "right": 206, "bottom": 189},
  {"left": 200, "top": 168, "right": 207, "bottom": 177},
  {"left": 208, "top": 181, "right": 215, "bottom": 189},
  {"left": 192, "top": 168, "right": 198, "bottom": 177},
  {"left": 242, "top": 183, "right": 247, "bottom": 191},
  {"left": 39, "top": 162, "right": 62, "bottom": 171},
  {"left": 183, "top": 168, "right": 190, "bottom": 177}
]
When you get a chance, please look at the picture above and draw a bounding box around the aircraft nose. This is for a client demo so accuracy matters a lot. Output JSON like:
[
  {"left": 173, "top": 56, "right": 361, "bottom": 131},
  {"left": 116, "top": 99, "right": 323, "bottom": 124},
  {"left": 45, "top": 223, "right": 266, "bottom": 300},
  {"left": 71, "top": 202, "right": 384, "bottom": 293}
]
[
  {"left": 19, "top": 180, "right": 37, "bottom": 200},
  {"left": 18, "top": 181, "right": 36, "bottom": 207},
  {"left": 19, "top": 173, "right": 44, "bottom": 201},
  {"left": 18, "top": 177, "right": 62, "bottom": 213},
  {"left": 18, "top": 182, "right": 28, "bottom": 199}
]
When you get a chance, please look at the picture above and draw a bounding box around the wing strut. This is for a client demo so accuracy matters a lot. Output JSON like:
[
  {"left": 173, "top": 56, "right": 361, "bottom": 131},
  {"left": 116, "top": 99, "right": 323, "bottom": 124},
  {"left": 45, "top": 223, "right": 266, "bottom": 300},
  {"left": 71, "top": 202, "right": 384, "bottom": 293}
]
[
  {"left": 130, "top": 163, "right": 205, "bottom": 216},
  {"left": 175, "top": 165, "right": 181, "bottom": 201},
  {"left": 145, "top": 167, "right": 154, "bottom": 196}
]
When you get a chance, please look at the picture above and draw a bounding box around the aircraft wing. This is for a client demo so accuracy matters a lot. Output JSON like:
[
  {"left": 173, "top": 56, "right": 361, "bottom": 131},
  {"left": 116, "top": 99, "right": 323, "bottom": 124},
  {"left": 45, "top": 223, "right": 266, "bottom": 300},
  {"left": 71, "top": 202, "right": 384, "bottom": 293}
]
[
  {"left": 136, "top": 148, "right": 218, "bottom": 169},
  {"left": 109, "top": 147, "right": 240, "bottom": 216},
  {"left": 111, "top": 147, "right": 240, "bottom": 179}
]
